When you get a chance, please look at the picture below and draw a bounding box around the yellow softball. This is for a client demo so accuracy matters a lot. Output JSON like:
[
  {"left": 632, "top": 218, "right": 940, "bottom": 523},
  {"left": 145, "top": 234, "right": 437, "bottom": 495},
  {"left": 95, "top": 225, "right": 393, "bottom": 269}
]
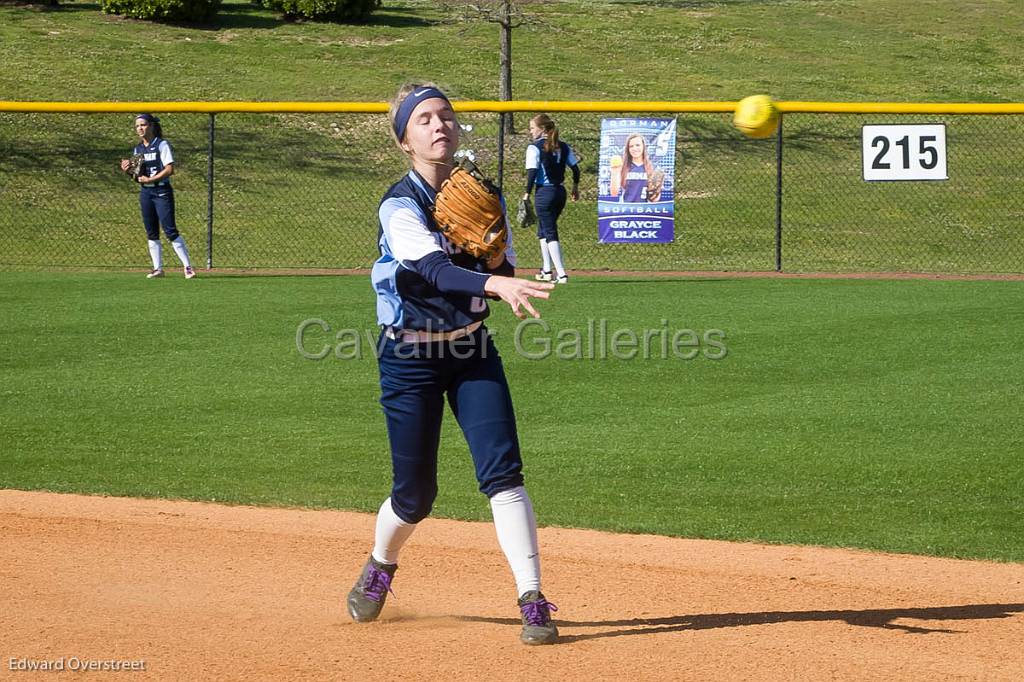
[{"left": 733, "top": 95, "right": 780, "bottom": 139}]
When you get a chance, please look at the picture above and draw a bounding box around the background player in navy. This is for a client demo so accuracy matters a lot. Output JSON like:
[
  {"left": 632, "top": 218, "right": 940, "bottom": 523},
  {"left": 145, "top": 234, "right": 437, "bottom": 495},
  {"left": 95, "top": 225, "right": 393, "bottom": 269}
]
[
  {"left": 609, "top": 133, "right": 657, "bottom": 202},
  {"left": 346, "top": 84, "right": 560, "bottom": 645},
  {"left": 120, "top": 114, "right": 196, "bottom": 279},
  {"left": 522, "top": 114, "right": 580, "bottom": 285}
]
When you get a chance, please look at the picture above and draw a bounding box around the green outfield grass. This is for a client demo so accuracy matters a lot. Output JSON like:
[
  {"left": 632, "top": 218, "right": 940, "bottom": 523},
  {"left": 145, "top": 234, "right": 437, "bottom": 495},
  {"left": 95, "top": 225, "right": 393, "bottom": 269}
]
[{"left": 2, "top": 271, "right": 1021, "bottom": 562}]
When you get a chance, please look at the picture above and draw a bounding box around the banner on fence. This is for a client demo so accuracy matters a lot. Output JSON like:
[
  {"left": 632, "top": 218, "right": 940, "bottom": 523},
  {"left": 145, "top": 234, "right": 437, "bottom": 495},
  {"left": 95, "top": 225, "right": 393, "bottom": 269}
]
[{"left": 597, "top": 117, "right": 677, "bottom": 243}]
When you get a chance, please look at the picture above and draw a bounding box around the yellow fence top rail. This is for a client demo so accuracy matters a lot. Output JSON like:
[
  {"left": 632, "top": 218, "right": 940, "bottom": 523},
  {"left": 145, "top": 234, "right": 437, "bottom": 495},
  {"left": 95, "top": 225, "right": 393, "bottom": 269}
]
[
  {"left": 1, "top": 101, "right": 1023, "bottom": 115},
  {"left": 778, "top": 101, "right": 1024, "bottom": 115}
]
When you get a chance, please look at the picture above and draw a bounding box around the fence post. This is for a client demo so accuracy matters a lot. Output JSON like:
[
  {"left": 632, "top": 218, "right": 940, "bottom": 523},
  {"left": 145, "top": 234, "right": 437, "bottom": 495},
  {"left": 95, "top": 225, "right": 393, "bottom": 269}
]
[
  {"left": 774, "top": 112, "right": 784, "bottom": 272},
  {"left": 206, "top": 113, "right": 215, "bottom": 270},
  {"left": 496, "top": 112, "right": 506, "bottom": 191}
]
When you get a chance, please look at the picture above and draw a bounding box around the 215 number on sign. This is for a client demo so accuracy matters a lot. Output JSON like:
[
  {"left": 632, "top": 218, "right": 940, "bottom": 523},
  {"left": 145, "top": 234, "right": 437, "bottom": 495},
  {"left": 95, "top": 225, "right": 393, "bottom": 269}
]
[{"left": 862, "top": 124, "right": 948, "bottom": 181}]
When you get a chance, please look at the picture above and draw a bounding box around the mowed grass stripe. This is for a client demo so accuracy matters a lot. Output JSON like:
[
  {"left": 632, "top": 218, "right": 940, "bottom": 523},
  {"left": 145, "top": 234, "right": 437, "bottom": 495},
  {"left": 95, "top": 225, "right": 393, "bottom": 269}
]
[{"left": 1, "top": 272, "right": 1021, "bottom": 561}]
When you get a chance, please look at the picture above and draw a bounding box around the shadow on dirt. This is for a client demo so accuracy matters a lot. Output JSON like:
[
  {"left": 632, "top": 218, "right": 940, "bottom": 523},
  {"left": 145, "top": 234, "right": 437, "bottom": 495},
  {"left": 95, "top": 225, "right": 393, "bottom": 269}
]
[{"left": 459, "top": 603, "right": 1024, "bottom": 643}]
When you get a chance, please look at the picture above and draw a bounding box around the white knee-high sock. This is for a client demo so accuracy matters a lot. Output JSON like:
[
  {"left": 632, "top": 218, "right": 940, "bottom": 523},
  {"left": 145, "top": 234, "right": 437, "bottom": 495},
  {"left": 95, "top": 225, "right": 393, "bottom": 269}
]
[
  {"left": 171, "top": 236, "right": 192, "bottom": 268},
  {"left": 372, "top": 497, "right": 417, "bottom": 565},
  {"left": 538, "top": 239, "right": 552, "bottom": 272},
  {"left": 547, "top": 241, "right": 566, "bottom": 277},
  {"left": 147, "top": 240, "right": 162, "bottom": 269},
  {"left": 490, "top": 486, "right": 541, "bottom": 597}
]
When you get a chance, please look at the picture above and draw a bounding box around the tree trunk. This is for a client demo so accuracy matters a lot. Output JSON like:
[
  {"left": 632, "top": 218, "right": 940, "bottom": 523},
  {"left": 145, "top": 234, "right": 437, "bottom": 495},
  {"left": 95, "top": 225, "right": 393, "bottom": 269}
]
[{"left": 499, "top": 0, "right": 514, "bottom": 135}]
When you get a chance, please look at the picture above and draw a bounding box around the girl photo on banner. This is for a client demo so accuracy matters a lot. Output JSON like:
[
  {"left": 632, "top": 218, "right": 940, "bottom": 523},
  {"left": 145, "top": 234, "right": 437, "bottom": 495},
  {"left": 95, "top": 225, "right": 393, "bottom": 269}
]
[{"left": 597, "top": 118, "right": 677, "bottom": 243}]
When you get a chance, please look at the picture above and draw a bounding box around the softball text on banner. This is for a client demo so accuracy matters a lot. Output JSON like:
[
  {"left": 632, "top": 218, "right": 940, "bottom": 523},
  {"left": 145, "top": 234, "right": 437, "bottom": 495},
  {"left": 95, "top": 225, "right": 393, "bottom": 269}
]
[{"left": 597, "top": 117, "right": 677, "bottom": 243}]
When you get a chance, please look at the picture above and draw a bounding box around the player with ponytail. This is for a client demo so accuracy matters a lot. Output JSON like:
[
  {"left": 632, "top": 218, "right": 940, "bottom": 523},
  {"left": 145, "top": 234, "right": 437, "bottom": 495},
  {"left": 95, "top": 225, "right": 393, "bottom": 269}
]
[
  {"left": 119, "top": 113, "right": 196, "bottom": 279},
  {"left": 522, "top": 114, "right": 580, "bottom": 285}
]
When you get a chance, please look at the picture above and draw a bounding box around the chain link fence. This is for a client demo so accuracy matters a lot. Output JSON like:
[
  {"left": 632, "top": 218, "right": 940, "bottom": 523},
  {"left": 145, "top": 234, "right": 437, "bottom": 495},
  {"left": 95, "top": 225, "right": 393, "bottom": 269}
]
[{"left": 1, "top": 107, "right": 1021, "bottom": 273}]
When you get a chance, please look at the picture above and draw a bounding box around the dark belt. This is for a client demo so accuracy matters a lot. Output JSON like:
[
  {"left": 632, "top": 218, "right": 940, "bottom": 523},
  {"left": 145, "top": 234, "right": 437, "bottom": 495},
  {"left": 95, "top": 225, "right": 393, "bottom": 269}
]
[{"left": 383, "top": 321, "right": 482, "bottom": 343}]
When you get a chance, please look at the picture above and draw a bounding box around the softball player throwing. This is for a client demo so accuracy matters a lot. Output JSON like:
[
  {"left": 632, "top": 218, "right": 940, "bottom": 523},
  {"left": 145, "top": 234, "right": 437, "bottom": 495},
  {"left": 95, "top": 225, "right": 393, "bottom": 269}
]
[{"left": 345, "top": 83, "right": 560, "bottom": 645}]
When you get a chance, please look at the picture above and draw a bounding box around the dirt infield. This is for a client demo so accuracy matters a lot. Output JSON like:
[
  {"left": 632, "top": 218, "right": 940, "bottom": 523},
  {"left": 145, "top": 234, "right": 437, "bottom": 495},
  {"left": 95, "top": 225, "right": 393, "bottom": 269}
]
[{"left": 3, "top": 490, "right": 1022, "bottom": 680}]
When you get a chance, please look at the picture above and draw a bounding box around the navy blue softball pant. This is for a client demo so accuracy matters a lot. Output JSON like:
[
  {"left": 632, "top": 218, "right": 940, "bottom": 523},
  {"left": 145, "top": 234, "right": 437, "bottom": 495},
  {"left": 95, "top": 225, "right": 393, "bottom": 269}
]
[
  {"left": 534, "top": 185, "right": 567, "bottom": 242},
  {"left": 377, "top": 327, "right": 525, "bottom": 524},
  {"left": 139, "top": 186, "right": 180, "bottom": 241}
]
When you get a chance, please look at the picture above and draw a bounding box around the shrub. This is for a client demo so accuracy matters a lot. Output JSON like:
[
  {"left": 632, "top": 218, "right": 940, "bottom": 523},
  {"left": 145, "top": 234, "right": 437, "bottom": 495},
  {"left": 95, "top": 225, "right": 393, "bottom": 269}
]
[
  {"left": 100, "top": 0, "right": 221, "bottom": 23},
  {"left": 261, "top": 0, "right": 380, "bottom": 22}
]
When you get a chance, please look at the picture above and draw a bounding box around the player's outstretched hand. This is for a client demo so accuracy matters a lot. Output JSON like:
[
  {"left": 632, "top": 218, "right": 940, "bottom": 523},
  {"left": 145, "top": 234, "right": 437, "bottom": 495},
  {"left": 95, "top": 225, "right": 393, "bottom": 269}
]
[{"left": 484, "top": 276, "right": 554, "bottom": 319}]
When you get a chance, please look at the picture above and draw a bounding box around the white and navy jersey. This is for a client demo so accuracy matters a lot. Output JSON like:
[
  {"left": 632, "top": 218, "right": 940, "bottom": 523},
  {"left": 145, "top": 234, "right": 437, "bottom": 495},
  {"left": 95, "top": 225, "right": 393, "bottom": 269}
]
[
  {"left": 622, "top": 162, "right": 648, "bottom": 202},
  {"left": 525, "top": 140, "right": 578, "bottom": 187},
  {"left": 133, "top": 137, "right": 174, "bottom": 187},
  {"left": 372, "top": 170, "right": 517, "bottom": 332}
]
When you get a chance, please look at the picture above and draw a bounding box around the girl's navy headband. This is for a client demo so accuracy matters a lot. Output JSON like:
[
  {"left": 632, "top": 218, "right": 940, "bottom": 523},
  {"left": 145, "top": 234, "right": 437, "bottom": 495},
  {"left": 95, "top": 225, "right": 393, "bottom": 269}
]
[
  {"left": 393, "top": 87, "right": 450, "bottom": 141},
  {"left": 135, "top": 113, "right": 160, "bottom": 123}
]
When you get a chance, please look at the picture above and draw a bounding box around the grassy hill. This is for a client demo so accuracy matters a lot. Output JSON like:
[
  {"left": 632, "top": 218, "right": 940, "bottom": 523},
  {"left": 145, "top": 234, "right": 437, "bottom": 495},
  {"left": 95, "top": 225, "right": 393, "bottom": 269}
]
[
  {"left": 1, "top": 1, "right": 1022, "bottom": 273},
  {"left": 3, "top": 0, "right": 1022, "bottom": 102}
]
